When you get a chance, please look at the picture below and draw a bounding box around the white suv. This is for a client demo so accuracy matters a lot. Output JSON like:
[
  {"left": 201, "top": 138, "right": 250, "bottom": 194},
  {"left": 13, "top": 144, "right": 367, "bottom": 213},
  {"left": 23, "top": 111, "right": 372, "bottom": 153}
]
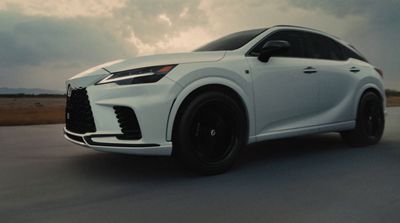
[{"left": 65, "top": 25, "right": 385, "bottom": 175}]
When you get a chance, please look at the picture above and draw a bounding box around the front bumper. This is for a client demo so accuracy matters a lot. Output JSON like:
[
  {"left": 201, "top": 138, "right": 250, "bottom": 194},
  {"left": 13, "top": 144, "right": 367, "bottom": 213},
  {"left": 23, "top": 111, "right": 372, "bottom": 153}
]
[
  {"left": 64, "top": 76, "right": 181, "bottom": 156},
  {"left": 64, "top": 128, "right": 172, "bottom": 156}
]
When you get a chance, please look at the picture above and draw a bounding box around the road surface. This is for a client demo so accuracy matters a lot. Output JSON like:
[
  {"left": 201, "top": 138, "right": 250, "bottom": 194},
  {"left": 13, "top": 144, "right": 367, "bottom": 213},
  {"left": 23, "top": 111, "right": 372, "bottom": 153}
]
[{"left": 1, "top": 108, "right": 400, "bottom": 223}]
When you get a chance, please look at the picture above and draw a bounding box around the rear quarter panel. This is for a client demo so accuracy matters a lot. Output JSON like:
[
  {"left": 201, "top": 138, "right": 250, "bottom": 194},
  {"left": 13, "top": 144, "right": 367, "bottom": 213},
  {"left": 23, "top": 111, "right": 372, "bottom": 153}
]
[
  {"left": 317, "top": 58, "right": 384, "bottom": 125},
  {"left": 352, "top": 61, "right": 386, "bottom": 117}
]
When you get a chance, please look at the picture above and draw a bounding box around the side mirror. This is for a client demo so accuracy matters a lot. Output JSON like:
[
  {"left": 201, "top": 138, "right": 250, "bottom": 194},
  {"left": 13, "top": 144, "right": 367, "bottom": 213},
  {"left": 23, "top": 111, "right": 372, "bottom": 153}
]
[{"left": 258, "top": 40, "right": 290, "bottom": 62}]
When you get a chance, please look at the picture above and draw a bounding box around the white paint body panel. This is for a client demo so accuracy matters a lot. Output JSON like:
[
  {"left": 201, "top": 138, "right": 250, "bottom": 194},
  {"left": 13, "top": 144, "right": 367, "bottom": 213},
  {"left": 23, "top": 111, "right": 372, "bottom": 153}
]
[
  {"left": 248, "top": 56, "right": 320, "bottom": 134},
  {"left": 64, "top": 26, "right": 385, "bottom": 156},
  {"left": 106, "top": 52, "right": 226, "bottom": 73}
]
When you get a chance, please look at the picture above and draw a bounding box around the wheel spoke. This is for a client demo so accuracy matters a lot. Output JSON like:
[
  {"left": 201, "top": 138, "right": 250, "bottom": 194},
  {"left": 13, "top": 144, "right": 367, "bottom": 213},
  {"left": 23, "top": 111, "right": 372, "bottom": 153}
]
[
  {"left": 364, "top": 100, "right": 383, "bottom": 138},
  {"left": 367, "top": 120, "right": 374, "bottom": 136},
  {"left": 190, "top": 101, "right": 236, "bottom": 162}
]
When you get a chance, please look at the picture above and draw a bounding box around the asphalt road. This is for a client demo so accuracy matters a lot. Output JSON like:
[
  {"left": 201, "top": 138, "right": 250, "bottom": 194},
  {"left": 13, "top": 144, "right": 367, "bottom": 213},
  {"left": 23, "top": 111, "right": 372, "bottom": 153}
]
[{"left": 1, "top": 108, "right": 400, "bottom": 223}]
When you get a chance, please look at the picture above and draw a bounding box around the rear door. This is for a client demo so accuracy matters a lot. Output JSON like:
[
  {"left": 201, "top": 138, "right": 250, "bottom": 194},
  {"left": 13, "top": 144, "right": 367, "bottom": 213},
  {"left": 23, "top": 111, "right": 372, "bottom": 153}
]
[{"left": 304, "top": 32, "right": 357, "bottom": 123}]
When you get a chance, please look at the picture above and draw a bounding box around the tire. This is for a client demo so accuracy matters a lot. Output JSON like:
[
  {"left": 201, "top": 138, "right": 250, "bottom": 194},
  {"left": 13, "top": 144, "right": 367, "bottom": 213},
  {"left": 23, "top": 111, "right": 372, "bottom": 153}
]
[
  {"left": 341, "top": 91, "right": 385, "bottom": 147},
  {"left": 173, "top": 91, "right": 247, "bottom": 175}
]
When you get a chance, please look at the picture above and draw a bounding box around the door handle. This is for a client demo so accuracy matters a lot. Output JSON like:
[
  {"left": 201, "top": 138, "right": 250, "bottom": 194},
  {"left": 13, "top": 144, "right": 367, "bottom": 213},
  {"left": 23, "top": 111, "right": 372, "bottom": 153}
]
[
  {"left": 349, "top": 67, "right": 360, "bottom": 73},
  {"left": 303, "top": 67, "right": 317, "bottom": 74}
]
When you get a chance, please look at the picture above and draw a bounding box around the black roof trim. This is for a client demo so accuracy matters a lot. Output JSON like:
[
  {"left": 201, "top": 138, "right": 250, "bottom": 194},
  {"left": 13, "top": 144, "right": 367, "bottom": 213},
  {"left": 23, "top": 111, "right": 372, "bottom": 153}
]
[
  {"left": 272, "top": 25, "right": 344, "bottom": 42},
  {"left": 272, "top": 25, "right": 324, "bottom": 33}
]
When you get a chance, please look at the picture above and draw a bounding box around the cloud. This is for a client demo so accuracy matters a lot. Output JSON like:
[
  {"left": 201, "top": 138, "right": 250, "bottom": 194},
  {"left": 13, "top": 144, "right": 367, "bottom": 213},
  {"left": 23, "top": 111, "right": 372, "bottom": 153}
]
[
  {"left": 197, "top": 0, "right": 400, "bottom": 89},
  {"left": 282, "top": 0, "right": 400, "bottom": 89},
  {"left": 0, "top": 0, "right": 125, "bottom": 17},
  {"left": 0, "top": 10, "right": 136, "bottom": 90},
  {"left": 114, "top": 0, "right": 208, "bottom": 49},
  {"left": 0, "top": 12, "right": 135, "bottom": 67},
  {"left": 0, "top": 0, "right": 212, "bottom": 90},
  {"left": 0, "top": 0, "right": 399, "bottom": 90},
  {"left": 287, "top": 0, "right": 399, "bottom": 24},
  {"left": 199, "top": 0, "right": 358, "bottom": 34}
]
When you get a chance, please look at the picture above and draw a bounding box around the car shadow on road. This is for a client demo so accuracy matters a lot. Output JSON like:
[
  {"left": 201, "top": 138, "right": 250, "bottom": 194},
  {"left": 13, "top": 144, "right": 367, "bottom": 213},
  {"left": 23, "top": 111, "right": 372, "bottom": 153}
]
[
  {"left": 243, "top": 133, "right": 346, "bottom": 162},
  {"left": 68, "top": 133, "right": 350, "bottom": 181}
]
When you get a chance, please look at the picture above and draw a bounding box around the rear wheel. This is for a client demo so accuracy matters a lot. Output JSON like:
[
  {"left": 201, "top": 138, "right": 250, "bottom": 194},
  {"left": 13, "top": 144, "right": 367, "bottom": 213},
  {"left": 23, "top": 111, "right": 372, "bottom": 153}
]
[
  {"left": 341, "top": 91, "right": 385, "bottom": 147},
  {"left": 173, "top": 91, "right": 246, "bottom": 175}
]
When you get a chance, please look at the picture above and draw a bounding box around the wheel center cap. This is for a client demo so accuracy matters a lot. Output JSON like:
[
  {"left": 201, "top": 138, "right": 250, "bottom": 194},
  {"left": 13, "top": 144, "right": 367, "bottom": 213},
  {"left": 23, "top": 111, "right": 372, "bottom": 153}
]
[{"left": 210, "top": 129, "right": 216, "bottom": 136}]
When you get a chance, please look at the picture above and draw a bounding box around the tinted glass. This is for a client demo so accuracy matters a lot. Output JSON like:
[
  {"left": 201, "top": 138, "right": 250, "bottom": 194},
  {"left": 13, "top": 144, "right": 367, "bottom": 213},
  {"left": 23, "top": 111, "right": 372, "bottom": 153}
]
[
  {"left": 305, "top": 33, "right": 368, "bottom": 62},
  {"left": 328, "top": 38, "right": 346, "bottom": 60},
  {"left": 323, "top": 36, "right": 345, "bottom": 60},
  {"left": 249, "top": 30, "right": 306, "bottom": 58},
  {"left": 304, "top": 33, "right": 326, "bottom": 59},
  {"left": 341, "top": 45, "right": 368, "bottom": 62},
  {"left": 305, "top": 33, "right": 344, "bottom": 60},
  {"left": 194, "top": 29, "right": 266, "bottom": 51}
]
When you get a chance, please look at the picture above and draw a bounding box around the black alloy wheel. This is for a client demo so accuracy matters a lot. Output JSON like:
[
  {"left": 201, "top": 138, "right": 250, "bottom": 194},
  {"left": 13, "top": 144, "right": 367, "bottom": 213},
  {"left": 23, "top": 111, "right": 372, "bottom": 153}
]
[
  {"left": 341, "top": 91, "right": 384, "bottom": 147},
  {"left": 173, "top": 91, "right": 246, "bottom": 175}
]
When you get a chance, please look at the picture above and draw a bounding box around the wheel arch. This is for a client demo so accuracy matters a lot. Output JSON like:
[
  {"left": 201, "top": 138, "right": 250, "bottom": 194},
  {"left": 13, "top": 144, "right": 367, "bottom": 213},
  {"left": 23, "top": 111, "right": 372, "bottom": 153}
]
[
  {"left": 166, "top": 78, "right": 254, "bottom": 144},
  {"left": 353, "top": 83, "right": 386, "bottom": 118}
]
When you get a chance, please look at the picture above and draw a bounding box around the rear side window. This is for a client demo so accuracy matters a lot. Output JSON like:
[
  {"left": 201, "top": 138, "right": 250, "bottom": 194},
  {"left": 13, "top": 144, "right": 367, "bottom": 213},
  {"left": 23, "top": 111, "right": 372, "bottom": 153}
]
[
  {"left": 305, "top": 32, "right": 367, "bottom": 62},
  {"left": 324, "top": 37, "right": 345, "bottom": 60},
  {"left": 341, "top": 45, "right": 368, "bottom": 62},
  {"left": 304, "top": 33, "right": 344, "bottom": 60},
  {"left": 249, "top": 30, "right": 306, "bottom": 58}
]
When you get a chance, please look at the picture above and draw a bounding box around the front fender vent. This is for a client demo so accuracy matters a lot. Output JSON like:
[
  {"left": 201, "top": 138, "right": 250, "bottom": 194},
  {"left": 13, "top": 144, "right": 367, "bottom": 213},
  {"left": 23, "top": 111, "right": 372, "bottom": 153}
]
[{"left": 113, "top": 106, "right": 142, "bottom": 140}]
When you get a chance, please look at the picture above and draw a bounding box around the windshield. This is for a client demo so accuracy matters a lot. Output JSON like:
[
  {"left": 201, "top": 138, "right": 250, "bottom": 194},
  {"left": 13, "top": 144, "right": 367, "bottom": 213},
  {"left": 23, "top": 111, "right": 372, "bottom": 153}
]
[{"left": 194, "top": 28, "right": 266, "bottom": 52}]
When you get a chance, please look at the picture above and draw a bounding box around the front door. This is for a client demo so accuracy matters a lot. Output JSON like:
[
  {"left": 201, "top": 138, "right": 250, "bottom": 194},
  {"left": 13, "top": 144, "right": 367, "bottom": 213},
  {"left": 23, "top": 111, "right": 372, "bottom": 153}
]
[{"left": 246, "top": 30, "right": 320, "bottom": 136}]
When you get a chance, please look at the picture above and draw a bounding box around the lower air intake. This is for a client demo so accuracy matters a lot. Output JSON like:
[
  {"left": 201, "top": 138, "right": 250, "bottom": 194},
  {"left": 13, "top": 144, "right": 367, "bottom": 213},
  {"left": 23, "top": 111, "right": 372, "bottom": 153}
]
[{"left": 113, "top": 106, "right": 142, "bottom": 140}]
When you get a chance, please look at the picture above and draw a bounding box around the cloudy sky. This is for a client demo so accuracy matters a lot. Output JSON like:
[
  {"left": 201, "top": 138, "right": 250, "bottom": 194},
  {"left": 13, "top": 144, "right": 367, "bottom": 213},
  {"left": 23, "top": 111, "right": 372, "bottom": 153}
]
[{"left": 0, "top": 0, "right": 399, "bottom": 91}]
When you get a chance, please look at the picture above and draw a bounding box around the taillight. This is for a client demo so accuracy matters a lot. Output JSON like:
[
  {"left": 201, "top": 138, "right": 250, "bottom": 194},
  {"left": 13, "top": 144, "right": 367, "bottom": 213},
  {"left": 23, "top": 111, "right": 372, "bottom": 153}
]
[{"left": 375, "top": 68, "right": 384, "bottom": 78}]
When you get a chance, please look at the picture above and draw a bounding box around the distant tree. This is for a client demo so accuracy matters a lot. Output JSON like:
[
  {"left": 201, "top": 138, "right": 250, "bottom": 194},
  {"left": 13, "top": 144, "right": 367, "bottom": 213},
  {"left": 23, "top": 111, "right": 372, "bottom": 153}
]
[{"left": 385, "top": 89, "right": 400, "bottom": 97}]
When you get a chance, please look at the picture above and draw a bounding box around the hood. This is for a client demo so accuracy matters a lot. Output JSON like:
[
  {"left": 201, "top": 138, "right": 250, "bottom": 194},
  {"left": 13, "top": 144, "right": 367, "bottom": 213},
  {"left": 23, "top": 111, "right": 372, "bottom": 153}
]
[
  {"left": 67, "top": 59, "right": 123, "bottom": 88},
  {"left": 67, "top": 51, "right": 225, "bottom": 88},
  {"left": 104, "top": 51, "right": 226, "bottom": 73}
]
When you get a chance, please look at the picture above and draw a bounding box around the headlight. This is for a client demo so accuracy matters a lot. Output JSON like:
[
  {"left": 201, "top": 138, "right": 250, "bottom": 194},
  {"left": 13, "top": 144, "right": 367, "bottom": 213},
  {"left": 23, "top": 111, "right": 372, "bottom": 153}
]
[{"left": 96, "top": 64, "right": 177, "bottom": 85}]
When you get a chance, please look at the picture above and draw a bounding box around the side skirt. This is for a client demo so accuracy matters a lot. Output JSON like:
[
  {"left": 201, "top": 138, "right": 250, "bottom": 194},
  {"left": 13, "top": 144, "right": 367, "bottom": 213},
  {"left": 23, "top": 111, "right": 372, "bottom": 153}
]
[{"left": 254, "top": 120, "right": 355, "bottom": 143}]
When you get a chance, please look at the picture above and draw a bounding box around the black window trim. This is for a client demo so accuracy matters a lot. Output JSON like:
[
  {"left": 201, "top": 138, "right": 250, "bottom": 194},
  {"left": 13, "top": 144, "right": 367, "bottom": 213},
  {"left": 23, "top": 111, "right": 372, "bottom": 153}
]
[{"left": 245, "top": 28, "right": 367, "bottom": 63}]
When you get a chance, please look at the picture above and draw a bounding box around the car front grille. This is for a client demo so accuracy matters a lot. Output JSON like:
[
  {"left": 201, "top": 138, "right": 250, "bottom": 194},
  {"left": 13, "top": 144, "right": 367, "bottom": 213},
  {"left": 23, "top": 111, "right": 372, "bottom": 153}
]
[
  {"left": 114, "top": 106, "right": 142, "bottom": 140},
  {"left": 65, "top": 88, "right": 96, "bottom": 134}
]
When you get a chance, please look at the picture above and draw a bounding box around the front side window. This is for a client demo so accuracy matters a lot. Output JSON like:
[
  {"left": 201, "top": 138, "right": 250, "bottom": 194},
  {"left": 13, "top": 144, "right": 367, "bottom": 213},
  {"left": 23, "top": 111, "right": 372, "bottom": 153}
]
[
  {"left": 194, "top": 29, "right": 266, "bottom": 52},
  {"left": 248, "top": 29, "right": 368, "bottom": 62},
  {"left": 249, "top": 30, "right": 306, "bottom": 58}
]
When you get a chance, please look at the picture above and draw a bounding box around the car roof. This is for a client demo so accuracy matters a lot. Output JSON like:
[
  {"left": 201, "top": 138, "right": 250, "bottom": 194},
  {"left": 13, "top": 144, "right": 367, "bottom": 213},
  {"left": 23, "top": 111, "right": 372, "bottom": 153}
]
[
  {"left": 271, "top": 25, "right": 341, "bottom": 40},
  {"left": 272, "top": 25, "right": 322, "bottom": 31}
]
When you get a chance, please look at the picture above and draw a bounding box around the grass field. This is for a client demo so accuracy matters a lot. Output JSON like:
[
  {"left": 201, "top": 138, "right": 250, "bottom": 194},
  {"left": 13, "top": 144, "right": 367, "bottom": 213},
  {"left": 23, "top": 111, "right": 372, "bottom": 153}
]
[
  {"left": 0, "top": 94, "right": 399, "bottom": 126},
  {"left": 0, "top": 96, "right": 65, "bottom": 126},
  {"left": 387, "top": 96, "right": 400, "bottom": 107}
]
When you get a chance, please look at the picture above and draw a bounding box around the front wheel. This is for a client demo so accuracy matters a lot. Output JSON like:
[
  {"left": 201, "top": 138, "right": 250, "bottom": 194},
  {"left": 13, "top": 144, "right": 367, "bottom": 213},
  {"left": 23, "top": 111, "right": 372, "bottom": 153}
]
[
  {"left": 341, "top": 91, "right": 385, "bottom": 147},
  {"left": 173, "top": 91, "right": 247, "bottom": 175}
]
